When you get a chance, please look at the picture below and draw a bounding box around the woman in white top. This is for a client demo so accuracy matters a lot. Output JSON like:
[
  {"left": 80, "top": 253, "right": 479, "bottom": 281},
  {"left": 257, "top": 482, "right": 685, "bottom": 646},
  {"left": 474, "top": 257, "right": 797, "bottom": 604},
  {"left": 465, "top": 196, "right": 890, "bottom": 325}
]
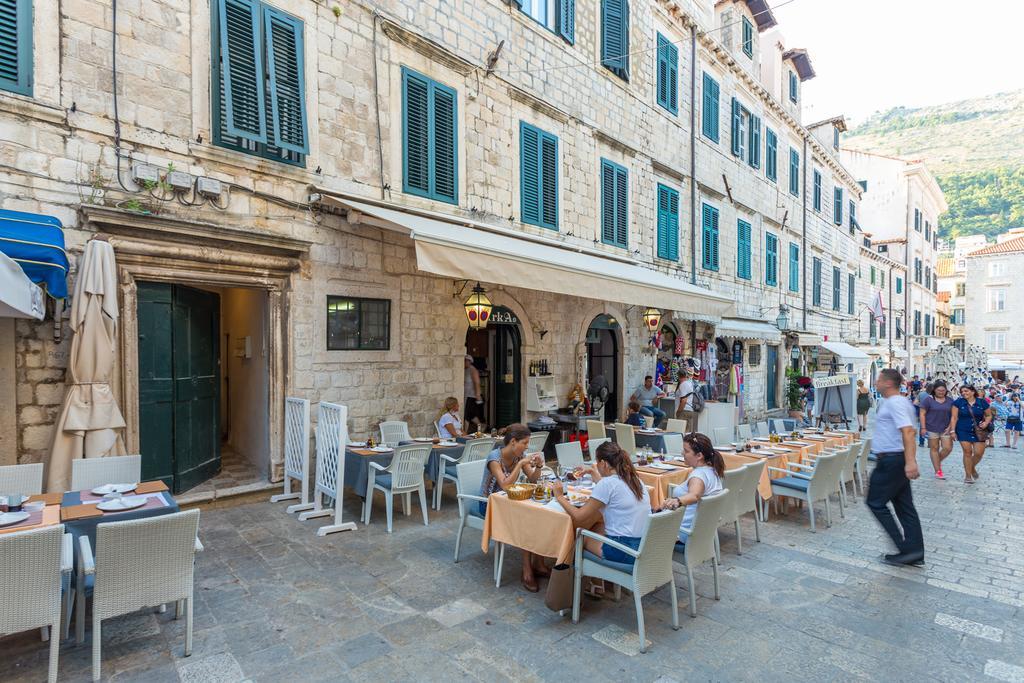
[
  {"left": 551, "top": 441, "right": 650, "bottom": 566},
  {"left": 437, "top": 396, "right": 464, "bottom": 438},
  {"left": 661, "top": 432, "right": 724, "bottom": 544}
]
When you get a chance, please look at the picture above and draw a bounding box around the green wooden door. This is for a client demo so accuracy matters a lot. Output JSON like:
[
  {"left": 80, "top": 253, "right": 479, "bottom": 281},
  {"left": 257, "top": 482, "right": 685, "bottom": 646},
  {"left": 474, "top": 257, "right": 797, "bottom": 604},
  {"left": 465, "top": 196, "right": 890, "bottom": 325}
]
[
  {"left": 493, "top": 324, "right": 521, "bottom": 428},
  {"left": 137, "top": 282, "right": 221, "bottom": 493},
  {"left": 766, "top": 345, "right": 779, "bottom": 410}
]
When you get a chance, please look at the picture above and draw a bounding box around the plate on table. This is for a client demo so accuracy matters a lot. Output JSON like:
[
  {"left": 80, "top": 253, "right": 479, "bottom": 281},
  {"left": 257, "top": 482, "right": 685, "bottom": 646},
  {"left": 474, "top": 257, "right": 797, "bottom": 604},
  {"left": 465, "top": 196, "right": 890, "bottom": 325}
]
[
  {"left": 0, "top": 511, "right": 30, "bottom": 527},
  {"left": 646, "top": 462, "right": 679, "bottom": 471},
  {"left": 638, "top": 428, "right": 658, "bottom": 433},
  {"left": 413, "top": 437, "right": 435, "bottom": 442},
  {"left": 438, "top": 440, "right": 458, "bottom": 447},
  {"left": 348, "top": 441, "right": 367, "bottom": 448},
  {"left": 96, "top": 496, "right": 148, "bottom": 512},
  {"left": 91, "top": 483, "right": 137, "bottom": 496},
  {"left": 370, "top": 445, "right": 393, "bottom": 453}
]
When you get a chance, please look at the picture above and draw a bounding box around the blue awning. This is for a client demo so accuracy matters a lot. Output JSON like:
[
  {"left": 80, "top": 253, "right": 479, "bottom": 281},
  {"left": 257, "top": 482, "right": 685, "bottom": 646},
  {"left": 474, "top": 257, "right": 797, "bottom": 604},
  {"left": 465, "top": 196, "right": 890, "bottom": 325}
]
[{"left": 0, "top": 209, "right": 70, "bottom": 299}]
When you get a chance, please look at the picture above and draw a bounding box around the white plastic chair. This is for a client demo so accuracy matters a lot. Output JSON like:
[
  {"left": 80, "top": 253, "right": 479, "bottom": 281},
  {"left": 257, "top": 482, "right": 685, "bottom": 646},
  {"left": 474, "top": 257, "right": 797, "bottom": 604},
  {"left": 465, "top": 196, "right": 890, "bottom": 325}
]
[
  {"left": 379, "top": 420, "right": 412, "bottom": 448},
  {"left": 572, "top": 508, "right": 686, "bottom": 652},
  {"left": 586, "top": 420, "right": 606, "bottom": 439},
  {"left": 661, "top": 433, "right": 683, "bottom": 457},
  {"left": 364, "top": 443, "right": 431, "bottom": 533},
  {"left": 435, "top": 437, "right": 493, "bottom": 510},
  {"left": 721, "top": 462, "right": 764, "bottom": 554},
  {"left": 453, "top": 459, "right": 501, "bottom": 581},
  {"left": 614, "top": 423, "right": 636, "bottom": 456},
  {"left": 712, "top": 426, "right": 732, "bottom": 446},
  {"left": 0, "top": 462, "right": 44, "bottom": 495},
  {"left": 768, "top": 451, "right": 846, "bottom": 531},
  {"left": 736, "top": 424, "right": 753, "bottom": 441},
  {"left": 754, "top": 421, "right": 770, "bottom": 437},
  {"left": 528, "top": 431, "right": 549, "bottom": 455},
  {"left": 1, "top": 525, "right": 69, "bottom": 683},
  {"left": 642, "top": 415, "right": 655, "bottom": 429},
  {"left": 78, "top": 510, "right": 200, "bottom": 681},
  {"left": 271, "top": 397, "right": 313, "bottom": 513},
  {"left": 435, "top": 421, "right": 445, "bottom": 439},
  {"left": 70, "top": 455, "right": 142, "bottom": 492},
  {"left": 673, "top": 489, "right": 731, "bottom": 617},
  {"left": 853, "top": 437, "right": 871, "bottom": 493},
  {"left": 555, "top": 441, "right": 586, "bottom": 469},
  {"left": 587, "top": 437, "right": 610, "bottom": 459},
  {"left": 769, "top": 419, "right": 788, "bottom": 434},
  {"left": 666, "top": 418, "right": 686, "bottom": 434}
]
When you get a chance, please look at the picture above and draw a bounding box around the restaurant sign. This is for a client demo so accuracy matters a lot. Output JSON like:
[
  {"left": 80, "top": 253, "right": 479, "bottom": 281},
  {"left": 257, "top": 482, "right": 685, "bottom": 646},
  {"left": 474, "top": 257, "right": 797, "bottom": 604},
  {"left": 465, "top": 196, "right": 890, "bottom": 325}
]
[
  {"left": 488, "top": 306, "right": 519, "bottom": 326},
  {"left": 812, "top": 374, "right": 852, "bottom": 389}
]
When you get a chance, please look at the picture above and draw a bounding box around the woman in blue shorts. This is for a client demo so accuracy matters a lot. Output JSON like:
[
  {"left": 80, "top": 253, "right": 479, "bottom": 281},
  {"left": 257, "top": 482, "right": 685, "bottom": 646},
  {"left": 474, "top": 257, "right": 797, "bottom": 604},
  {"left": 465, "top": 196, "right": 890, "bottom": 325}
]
[{"left": 948, "top": 384, "right": 993, "bottom": 484}]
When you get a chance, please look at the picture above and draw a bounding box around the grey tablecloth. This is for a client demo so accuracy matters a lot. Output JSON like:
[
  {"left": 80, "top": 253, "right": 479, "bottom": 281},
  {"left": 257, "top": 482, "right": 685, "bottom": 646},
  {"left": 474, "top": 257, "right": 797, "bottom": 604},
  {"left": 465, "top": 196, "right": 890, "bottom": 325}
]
[
  {"left": 61, "top": 490, "right": 180, "bottom": 548},
  {"left": 343, "top": 448, "right": 394, "bottom": 498}
]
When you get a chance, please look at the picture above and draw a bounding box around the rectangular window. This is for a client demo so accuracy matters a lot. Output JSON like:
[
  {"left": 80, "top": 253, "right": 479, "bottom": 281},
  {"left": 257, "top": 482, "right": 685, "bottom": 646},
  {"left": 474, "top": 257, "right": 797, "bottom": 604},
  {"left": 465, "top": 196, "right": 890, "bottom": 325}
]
[
  {"left": 870, "top": 266, "right": 875, "bottom": 285},
  {"left": 914, "top": 311, "right": 921, "bottom": 336},
  {"left": 741, "top": 16, "right": 753, "bottom": 57},
  {"left": 701, "top": 73, "right": 720, "bottom": 142},
  {"left": 952, "top": 308, "right": 964, "bottom": 325},
  {"left": 788, "top": 243, "right": 799, "bottom": 292},
  {"left": 765, "top": 232, "right": 778, "bottom": 286},
  {"left": 326, "top": 297, "right": 390, "bottom": 350},
  {"left": 924, "top": 313, "right": 931, "bottom": 337},
  {"left": 914, "top": 258, "right": 921, "bottom": 283},
  {"left": 879, "top": 318, "right": 886, "bottom": 339},
  {"left": 789, "top": 148, "right": 800, "bottom": 196},
  {"left": 869, "top": 313, "right": 876, "bottom": 339},
  {"left": 601, "top": 0, "right": 629, "bottom": 80},
  {"left": 987, "top": 288, "right": 1006, "bottom": 312},
  {"left": 812, "top": 257, "right": 822, "bottom": 306},
  {"left": 213, "top": 0, "right": 309, "bottom": 165},
  {"left": 0, "top": 0, "right": 32, "bottom": 95},
  {"left": 832, "top": 266, "right": 841, "bottom": 311},
  {"left": 881, "top": 271, "right": 885, "bottom": 288},
  {"left": 925, "top": 266, "right": 931, "bottom": 290},
  {"left": 988, "top": 261, "right": 1007, "bottom": 277},
  {"left": 736, "top": 219, "right": 751, "bottom": 280},
  {"left": 600, "top": 159, "right": 629, "bottom": 248},
  {"left": 765, "top": 128, "right": 777, "bottom": 181},
  {"left": 955, "top": 282, "right": 965, "bottom": 297},
  {"left": 519, "top": 0, "right": 574, "bottom": 43},
  {"left": 656, "top": 183, "right": 679, "bottom": 260},
  {"left": 896, "top": 277, "right": 903, "bottom": 294},
  {"left": 701, "top": 203, "right": 720, "bottom": 271},
  {"left": 914, "top": 208, "right": 922, "bottom": 231},
  {"left": 833, "top": 126, "right": 840, "bottom": 150},
  {"left": 812, "top": 170, "right": 821, "bottom": 211},
  {"left": 520, "top": 122, "right": 559, "bottom": 230},
  {"left": 655, "top": 33, "right": 678, "bottom": 115},
  {"left": 988, "top": 332, "right": 1006, "bottom": 352},
  {"left": 788, "top": 71, "right": 798, "bottom": 103},
  {"left": 729, "top": 100, "right": 761, "bottom": 168},
  {"left": 849, "top": 200, "right": 856, "bottom": 231},
  {"left": 833, "top": 187, "right": 843, "bottom": 225},
  {"left": 403, "top": 67, "right": 458, "bottom": 204},
  {"left": 848, "top": 273, "right": 855, "bottom": 314},
  {"left": 924, "top": 221, "right": 931, "bottom": 241}
]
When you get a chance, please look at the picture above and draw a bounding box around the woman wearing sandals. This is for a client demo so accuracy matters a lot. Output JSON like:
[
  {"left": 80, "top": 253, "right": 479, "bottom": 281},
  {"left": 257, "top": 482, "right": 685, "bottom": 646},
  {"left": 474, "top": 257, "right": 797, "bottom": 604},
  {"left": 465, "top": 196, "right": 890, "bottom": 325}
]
[
  {"left": 948, "top": 385, "right": 993, "bottom": 484},
  {"left": 919, "top": 380, "right": 954, "bottom": 479},
  {"left": 855, "top": 379, "right": 872, "bottom": 432}
]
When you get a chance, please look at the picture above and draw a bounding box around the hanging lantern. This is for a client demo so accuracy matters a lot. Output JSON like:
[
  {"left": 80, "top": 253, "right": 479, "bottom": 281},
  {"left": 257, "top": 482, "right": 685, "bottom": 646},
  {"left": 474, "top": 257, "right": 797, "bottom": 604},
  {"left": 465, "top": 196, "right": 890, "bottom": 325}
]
[
  {"left": 775, "top": 304, "right": 790, "bottom": 332},
  {"left": 642, "top": 307, "right": 662, "bottom": 332},
  {"left": 464, "top": 283, "right": 492, "bottom": 330}
]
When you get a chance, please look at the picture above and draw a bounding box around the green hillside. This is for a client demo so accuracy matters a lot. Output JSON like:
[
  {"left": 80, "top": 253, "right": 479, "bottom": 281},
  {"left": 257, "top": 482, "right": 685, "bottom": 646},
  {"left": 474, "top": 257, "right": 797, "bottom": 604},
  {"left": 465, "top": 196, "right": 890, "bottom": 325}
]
[{"left": 845, "top": 90, "right": 1024, "bottom": 240}]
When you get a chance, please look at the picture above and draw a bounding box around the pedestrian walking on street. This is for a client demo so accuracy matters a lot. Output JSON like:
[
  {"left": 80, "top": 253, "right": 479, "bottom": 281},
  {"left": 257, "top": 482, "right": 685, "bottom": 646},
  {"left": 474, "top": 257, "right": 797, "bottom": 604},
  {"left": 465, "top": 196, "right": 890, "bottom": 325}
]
[
  {"left": 856, "top": 379, "right": 872, "bottom": 432},
  {"left": 866, "top": 368, "right": 925, "bottom": 567},
  {"left": 919, "top": 380, "right": 954, "bottom": 479},
  {"left": 948, "top": 385, "right": 993, "bottom": 484},
  {"left": 1007, "top": 394, "right": 1023, "bottom": 449}
]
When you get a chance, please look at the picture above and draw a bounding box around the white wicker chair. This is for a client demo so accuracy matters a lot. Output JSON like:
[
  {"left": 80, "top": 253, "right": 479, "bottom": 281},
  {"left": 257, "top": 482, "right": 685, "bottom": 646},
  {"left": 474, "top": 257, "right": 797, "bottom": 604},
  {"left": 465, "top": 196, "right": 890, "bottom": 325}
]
[
  {"left": 666, "top": 418, "right": 687, "bottom": 434},
  {"left": 528, "top": 431, "right": 549, "bottom": 455},
  {"left": 435, "top": 437, "right": 493, "bottom": 510},
  {"left": 614, "top": 423, "right": 636, "bottom": 456},
  {"left": 453, "top": 459, "right": 501, "bottom": 581},
  {"left": 70, "top": 455, "right": 142, "bottom": 492},
  {"left": 736, "top": 424, "right": 753, "bottom": 441},
  {"left": 661, "top": 433, "right": 683, "bottom": 457},
  {"left": 0, "top": 462, "right": 44, "bottom": 495},
  {"left": 768, "top": 419, "right": 788, "bottom": 434},
  {"left": 586, "top": 420, "right": 606, "bottom": 439},
  {"left": 806, "top": 444, "right": 855, "bottom": 514},
  {"left": 1, "top": 525, "right": 69, "bottom": 683},
  {"left": 78, "top": 510, "right": 200, "bottom": 681},
  {"left": 673, "top": 489, "right": 731, "bottom": 617},
  {"left": 754, "top": 421, "right": 770, "bottom": 437},
  {"left": 853, "top": 437, "right": 871, "bottom": 492},
  {"left": 711, "top": 426, "right": 732, "bottom": 446},
  {"left": 364, "top": 443, "right": 431, "bottom": 533},
  {"left": 768, "top": 451, "right": 846, "bottom": 531},
  {"left": 572, "top": 508, "right": 686, "bottom": 653},
  {"left": 721, "top": 462, "right": 765, "bottom": 554},
  {"left": 587, "top": 437, "right": 610, "bottom": 459},
  {"left": 555, "top": 441, "right": 586, "bottom": 469},
  {"left": 642, "top": 415, "right": 655, "bottom": 429},
  {"left": 379, "top": 420, "right": 412, "bottom": 448}
]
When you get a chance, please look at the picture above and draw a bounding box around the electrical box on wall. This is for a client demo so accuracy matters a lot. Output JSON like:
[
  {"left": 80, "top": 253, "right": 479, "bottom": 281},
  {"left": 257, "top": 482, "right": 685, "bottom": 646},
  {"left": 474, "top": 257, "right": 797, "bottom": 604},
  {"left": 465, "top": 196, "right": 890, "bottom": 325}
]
[
  {"left": 197, "top": 177, "right": 223, "bottom": 197},
  {"left": 131, "top": 163, "right": 159, "bottom": 184},
  {"left": 167, "top": 170, "right": 193, "bottom": 190},
  {"left": 234, "top": 336, "right": 252, "bottom": 359}
]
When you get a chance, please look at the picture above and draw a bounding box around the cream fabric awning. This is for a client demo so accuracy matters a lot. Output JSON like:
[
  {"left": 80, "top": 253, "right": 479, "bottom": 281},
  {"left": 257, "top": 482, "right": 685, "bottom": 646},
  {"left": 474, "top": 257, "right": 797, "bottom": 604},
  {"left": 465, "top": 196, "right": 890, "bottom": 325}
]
[
  {"left": 714, "top": 317, "right": 782, "bottom": 343},
  {"left": 795, "top": 332, "right": 823, "bottom": 347},
  {"left": 820, "top": 340, "right": 871, "bottom": 363},
  {"left": 320, "top": 195, "right": 734, "bottom": 320},
  {"left": 0, "top": 251, "right": 44, "bottom": 320}
]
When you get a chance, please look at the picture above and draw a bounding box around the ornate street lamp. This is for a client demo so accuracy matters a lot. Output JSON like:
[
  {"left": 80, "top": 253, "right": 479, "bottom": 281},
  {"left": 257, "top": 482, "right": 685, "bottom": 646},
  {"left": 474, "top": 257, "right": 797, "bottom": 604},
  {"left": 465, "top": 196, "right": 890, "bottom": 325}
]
[
  {"left": 464, "top": 283, "right": 492, "bottom": 330},
  {"left": 641, "top": 307, "right": 662, "bottom": 332},
  {"left": 775, "top": 304, "right": 790, "bottom": 332}
]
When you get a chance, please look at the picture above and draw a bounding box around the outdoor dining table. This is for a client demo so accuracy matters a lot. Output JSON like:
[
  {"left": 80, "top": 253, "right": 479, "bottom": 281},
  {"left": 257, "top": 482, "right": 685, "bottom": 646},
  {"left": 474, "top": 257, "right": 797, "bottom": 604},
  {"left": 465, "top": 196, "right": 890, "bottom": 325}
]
[
  {"left": 481, "top": 490, "right": 577, "bottom": 564},
  {"left": 720, "top": 449, "right": 800, "bottom": 499},
  {"left": 60, "top": 482, "right": 180, "bottom": 548},
  {"left": 0, "top": 493, "right": 62, "bottom": 536},
  {"left": 344, "top": 446, "right": 397, "bottom": 498},
  {"left": 635, "top": 462, "right": 693, "bottom": 509},
  {"left": 752, "top": 439, "right": 819, "bottom": 458}
]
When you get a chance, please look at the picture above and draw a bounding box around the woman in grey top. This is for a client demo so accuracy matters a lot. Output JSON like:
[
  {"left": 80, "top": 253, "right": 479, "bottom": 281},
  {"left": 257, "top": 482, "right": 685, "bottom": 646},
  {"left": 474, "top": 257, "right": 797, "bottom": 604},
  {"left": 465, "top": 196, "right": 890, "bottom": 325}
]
[{"left": 919, "top": 380, "right": 954, "bottom": 480}]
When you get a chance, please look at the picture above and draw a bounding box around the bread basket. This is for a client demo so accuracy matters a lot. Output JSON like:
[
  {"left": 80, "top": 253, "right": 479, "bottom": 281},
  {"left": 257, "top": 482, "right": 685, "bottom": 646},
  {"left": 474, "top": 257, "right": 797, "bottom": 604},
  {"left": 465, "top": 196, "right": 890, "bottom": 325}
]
[{"left": 506, "top": 483, "right": 537, "bottom": 501}]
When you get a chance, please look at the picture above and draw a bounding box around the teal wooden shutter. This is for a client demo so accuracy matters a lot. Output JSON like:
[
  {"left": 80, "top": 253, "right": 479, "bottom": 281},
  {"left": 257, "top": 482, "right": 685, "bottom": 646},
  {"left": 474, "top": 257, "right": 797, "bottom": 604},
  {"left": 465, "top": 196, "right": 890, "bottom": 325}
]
[
  {"left": 218, "top": 0, "right": 267, "bottom": 143},
  {"left": 848, "top": 273, "right": 855, "bottom": 314},
  {"left": 431, "top": 83, "right": 458, "bottom": 203},
  {"left": 701, "top": 74, "right": 719, "bottom": 142},
  {"left": 656, "top": 34, "right": 678, "bottom": 114},
  {"left": 614, "top": 164, "right": 628, "bottom": 247},
  {"left": 813, "top": 170, "right": 821, "bottom": 210},
  {"left": 730, "top": 98, "right": 741, "bottom": 157},
  {"left": 520, "top": 123, "right": 541, "bottom": 226},
  {"left": 601, "top": 0, "right": 629, "bottom": 79},
  {"left": 0, "top": 0, "right": 31, "bottom": 95},
  {"left": 749, "top": 114, "right": 761, "bottom": 168},
  {"left": 833, "top": 187, "right": 843, "bottom": 224},
  {"left": 736, "top": 220, "right": 751, "bottom": 279},
  {"left": 657, "top": 184, "right": 679, "bottom": 260},
  {"left": 812, "top": 257, "right": 821, "bottom": 305},
  {"left": 540, "top": 133, "right": 558, "bottom": 228},
  {"left": 701, "top": 203, "right": 715, "bottom": 270},
  {"left": 264, "top": 7, "right": 307, "bottom": 154},
  {"left": 766, "top": 233, "right": 778, "bottom": 285},
  {"left": 788, "top": 243, "right": 799, "bottom": 292},
  {"left": 601, "top": 161, "right": 615, "bottom": 245},
  {"left": 601, "top": 159, "right": 627, "bottom": 247},
  {"left": 765, "top": 129, "right": 777, "bottom": 180},
  {"left": 558, "top": 0, "right": 575, "bottom": 44},
  {"left": 789, "top": 149, "right": 799, "bottom": 196},
  {"left": 710, "top": 206, "right": 719, "bottom": 270},
  {"left": 741, "top": 17, "right": 753, "bottom": 57},
  {"left": 832, "top": 266, "right": 841, "bottom": 310},
  {"left": 402, "top": 69, "right": 431, "bottom": 197}
]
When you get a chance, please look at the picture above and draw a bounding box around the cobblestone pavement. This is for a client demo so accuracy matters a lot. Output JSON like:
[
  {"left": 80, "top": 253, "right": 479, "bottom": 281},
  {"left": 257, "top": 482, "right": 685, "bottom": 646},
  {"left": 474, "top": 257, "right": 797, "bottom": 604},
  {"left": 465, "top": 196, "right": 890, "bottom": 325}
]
[{"left": 7, "top": 439, "right": 1024, "bottom": 682}]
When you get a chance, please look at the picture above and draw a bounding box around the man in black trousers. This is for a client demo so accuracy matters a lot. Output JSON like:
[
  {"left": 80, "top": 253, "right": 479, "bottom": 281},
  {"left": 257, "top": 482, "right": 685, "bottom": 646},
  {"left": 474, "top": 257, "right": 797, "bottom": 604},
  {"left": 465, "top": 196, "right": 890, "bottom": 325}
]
[{"left": 866, "top": 368, "right": 925, "bottom": 566}]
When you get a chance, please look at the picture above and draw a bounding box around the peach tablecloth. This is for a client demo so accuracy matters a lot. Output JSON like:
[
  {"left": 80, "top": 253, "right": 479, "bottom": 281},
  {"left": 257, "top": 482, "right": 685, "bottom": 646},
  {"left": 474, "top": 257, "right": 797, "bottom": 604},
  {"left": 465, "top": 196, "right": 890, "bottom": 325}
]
[
  {"left": 753, "top": 440, "right": 817, "bottom": 458},
  {"left": 0, "top": 504, "right": 60, "bottom": 536},
  {"left": 636, "top": 463, "right": 692, "bottom": 509},
  {"left": 481, "top": 492, "right": 576, "bottom": 564},
  {"left": 722, "top": 450, "right": 801, "bottom": 499}
]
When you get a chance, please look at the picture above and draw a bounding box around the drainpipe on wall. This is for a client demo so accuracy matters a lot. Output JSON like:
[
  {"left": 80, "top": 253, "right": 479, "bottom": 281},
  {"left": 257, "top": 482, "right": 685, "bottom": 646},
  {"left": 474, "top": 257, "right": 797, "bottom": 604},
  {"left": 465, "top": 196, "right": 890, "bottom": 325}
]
[
  {"left": 689, "top": 23, "right": 698, "bottom": 287},
  {"left": 905, "top": 178, "right": 912, "bottom": 368},
  {"left": 801, "top": 138, "right": 809, "bottom": 331}
]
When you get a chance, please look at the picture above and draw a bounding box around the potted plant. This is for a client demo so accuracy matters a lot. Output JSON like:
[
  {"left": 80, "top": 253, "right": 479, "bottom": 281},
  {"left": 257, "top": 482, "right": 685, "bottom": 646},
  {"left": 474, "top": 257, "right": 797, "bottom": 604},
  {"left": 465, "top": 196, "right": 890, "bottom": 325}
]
[{"left": 785, "top": 368, "right": 804, "bottom": 419}]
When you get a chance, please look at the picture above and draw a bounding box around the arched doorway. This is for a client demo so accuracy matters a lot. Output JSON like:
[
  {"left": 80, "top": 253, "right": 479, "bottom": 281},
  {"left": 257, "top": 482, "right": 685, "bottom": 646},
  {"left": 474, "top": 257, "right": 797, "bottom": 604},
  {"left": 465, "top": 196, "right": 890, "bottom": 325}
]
[
  {"left": 465, "top": 305, "right": 522, "bottom": 429},
  {"left": 586, "top": 314, "right": 621, "bottom": 422}
]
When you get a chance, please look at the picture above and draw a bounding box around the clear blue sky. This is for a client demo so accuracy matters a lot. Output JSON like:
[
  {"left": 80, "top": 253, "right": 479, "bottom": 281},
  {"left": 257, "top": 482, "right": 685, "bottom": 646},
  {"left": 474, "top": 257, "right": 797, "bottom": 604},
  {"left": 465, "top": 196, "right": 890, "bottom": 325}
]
[{"left": 771, "top": 0, "right": 1024, "bottom": 122}]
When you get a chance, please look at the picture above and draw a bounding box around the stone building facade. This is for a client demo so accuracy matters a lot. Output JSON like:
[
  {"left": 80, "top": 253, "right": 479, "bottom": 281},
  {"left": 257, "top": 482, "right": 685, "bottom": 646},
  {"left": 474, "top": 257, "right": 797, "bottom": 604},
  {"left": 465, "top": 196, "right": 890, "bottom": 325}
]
[
  {"left": 2, "top": 0, "right": 871, "bottom": 487},
  {"left": 963, "top": 234, "right": 1024, "bottom": 366}
]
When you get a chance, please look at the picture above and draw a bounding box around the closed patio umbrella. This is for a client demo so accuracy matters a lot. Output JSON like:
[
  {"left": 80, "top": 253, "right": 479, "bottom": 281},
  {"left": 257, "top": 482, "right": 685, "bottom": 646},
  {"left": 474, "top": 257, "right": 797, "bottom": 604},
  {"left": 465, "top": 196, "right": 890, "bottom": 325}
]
[{"left": 46, "top": 239, "right": 126, "bottom": 492}]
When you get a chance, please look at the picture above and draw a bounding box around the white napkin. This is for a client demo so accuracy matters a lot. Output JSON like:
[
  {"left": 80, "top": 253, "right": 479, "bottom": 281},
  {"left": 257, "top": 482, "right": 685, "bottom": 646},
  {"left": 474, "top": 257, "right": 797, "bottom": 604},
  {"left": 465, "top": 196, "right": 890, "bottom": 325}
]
[{"left": 646, "top": 462, "right": 679, "bottom": 470}]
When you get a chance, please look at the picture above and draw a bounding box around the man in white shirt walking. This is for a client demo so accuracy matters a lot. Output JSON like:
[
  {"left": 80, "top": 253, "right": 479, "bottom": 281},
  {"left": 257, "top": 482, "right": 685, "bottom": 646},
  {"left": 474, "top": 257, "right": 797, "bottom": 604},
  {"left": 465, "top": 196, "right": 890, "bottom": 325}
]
[{"left": 867, "top": 368, "right": 924, "bottom": 566}]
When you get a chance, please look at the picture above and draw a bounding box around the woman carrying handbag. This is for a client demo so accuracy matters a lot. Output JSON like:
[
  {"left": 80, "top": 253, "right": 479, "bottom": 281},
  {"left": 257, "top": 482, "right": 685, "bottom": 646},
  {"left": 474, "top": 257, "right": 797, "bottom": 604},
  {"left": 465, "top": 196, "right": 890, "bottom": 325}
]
[{"left": 947, "top": 384, "right": 993, "bottom": 484}]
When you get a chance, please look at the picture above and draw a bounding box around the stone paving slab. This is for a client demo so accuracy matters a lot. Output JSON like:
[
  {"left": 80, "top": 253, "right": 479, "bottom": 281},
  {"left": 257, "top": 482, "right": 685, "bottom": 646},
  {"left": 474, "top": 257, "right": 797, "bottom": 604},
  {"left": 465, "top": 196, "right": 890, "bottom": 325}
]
[{"left": 4, "top": 440, "right": 1024, "bottom": 682}]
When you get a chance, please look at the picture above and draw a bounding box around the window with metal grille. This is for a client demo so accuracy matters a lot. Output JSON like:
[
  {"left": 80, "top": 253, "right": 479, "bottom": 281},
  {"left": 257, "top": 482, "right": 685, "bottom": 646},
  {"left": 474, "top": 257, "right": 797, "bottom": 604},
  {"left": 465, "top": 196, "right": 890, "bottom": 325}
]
[{"left": 327, "top": 297, "right": 390, "bottom": 350}]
